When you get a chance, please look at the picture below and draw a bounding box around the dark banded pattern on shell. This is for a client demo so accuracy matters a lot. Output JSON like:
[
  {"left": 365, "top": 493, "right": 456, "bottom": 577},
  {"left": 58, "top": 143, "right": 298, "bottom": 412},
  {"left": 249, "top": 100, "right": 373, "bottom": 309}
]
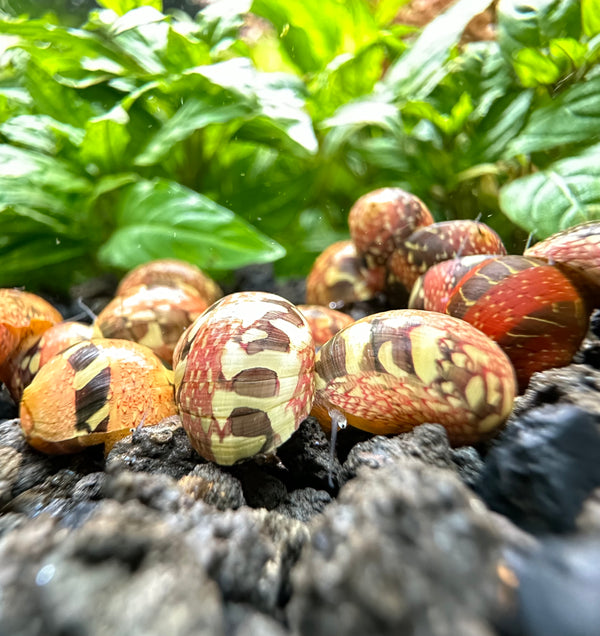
[
  {"left": 174, "top": 292, "right": 315, "bottom": 465},
  {"left": 2, "top": 321, "right": 93, "bottom": 402},
  {"left": 19, "top": 339, "right": 177, "bottom": 454},
  {"left": 0, "top": 289, "right": 63, "bottom": 370},
  {"left": 306, "top": 241, "right": 381, "bottom": 307},
  {"left": 388, "top": 220, "right": 506, "bottom": 291},
  {"left": 117, "top": 258, "right": 223, "bottom": 305},
  {"left": 408, "top": 255, "right": 494, "bottom": 312},
  {"left": 296, "top": 305, "right": 355, "bottom": 348},
  {"left": 445, "top": 255, "right": 591, "bottom": 390},
  {"left": 524, "top": 221, "right": 600, "bottom": 294},
  {"left": 312, "top": 309, "right": 516, "bottom": 446},
  {"left": 95, "top": 284, "right": 209, "bottom": 364}
]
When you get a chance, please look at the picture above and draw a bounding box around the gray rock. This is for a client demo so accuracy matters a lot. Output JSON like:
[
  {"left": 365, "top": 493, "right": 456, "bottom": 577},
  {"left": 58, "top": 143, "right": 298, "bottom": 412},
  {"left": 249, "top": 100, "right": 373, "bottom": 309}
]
[
  {"left": 105, "top": 470, "right": 190, "bottom": 513},
  {"left": 450, "top": 446, "right": 484, "bottom": 489},
  {"left": 230, "top": 462, "right": 288, "bottom": 510},
  {"left": 106, "top": 416, "right": 201, "bottom": 479},
  {"left": 288, "top": 461, "right": 502, "bottom": 636},
  {"left": 340, "top": 423, "right": 455, "bottom": 485},
  {"left": 225, "top": 602, "right": 290, "bottom": 636},
  {"left": 0, "top": 501, "right": 225, "bottom": 636},
  {"left": 178, "top": 463, "right": 246, "bottom": 510},
  {"left": 274, "top": 487, "right": 332, "bottom": 522}
]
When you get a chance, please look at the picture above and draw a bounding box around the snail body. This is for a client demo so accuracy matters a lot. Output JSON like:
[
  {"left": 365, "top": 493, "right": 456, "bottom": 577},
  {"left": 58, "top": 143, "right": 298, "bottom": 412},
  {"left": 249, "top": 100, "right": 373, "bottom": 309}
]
[
  {"left": 19, "top": 338, "right": 177, "bottom": 454},
  {"left": 174, "top": 292, "right": 315, "bottom": 465},
  {"left": 312, "top": 309, "right": 516, "bottom": 446}
]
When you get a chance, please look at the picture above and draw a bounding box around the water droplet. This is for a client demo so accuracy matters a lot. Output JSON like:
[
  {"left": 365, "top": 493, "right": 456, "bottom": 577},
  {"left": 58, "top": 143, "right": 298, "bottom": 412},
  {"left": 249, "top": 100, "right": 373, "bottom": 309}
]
[{"left": 35, "top": 564, "right": 55, "bottom": 586}]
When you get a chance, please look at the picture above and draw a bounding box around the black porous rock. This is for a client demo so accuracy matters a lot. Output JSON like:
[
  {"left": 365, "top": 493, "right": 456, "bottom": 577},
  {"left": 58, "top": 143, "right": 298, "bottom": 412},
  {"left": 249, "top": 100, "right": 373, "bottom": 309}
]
[
  {"left": 274, "top": 487, "right": 332, "bottom": 522},
  {"left": 225, "top": 602, "right": 290, "bottom": 636},
  {"left": 0, "top": 385, "right": 16, "bottom": 420},
  {"left": 178, "top": 463, "right": 246, "bottom": 510},
  {"left": 0, "top": 501, "right": 225, "bottom": 636},
  {"left": 496, "top": 539, "right": 600, "bottom": 636},
  {"left": 450, "top": 446, "right": 485, "bottom": 489},
  {"left": 577, "top": 486, "right": 600, "bottom": 534},
  {"left": 276, "top": 417, "right": 342, "bottom": 491},
  {"left": 475, "top": 404, "right": 600, "bottom": 534},
  {"left": 513, "top": 364, "right": 600, "bottom": 418},
  {"left": 230, "top": 462, "right": 288, "bottom": 510},
  {"left": 183, "top": 506, "right": 309, "bottom": 615},
  {"left": 106, "top": 416, "right": 201, "bottom": 479},
  {"left": 339, "top": 423, "right": 455, "bottom": 485},
  {"left": 288, "top": 460, "right": 502, "bottom": 636}
]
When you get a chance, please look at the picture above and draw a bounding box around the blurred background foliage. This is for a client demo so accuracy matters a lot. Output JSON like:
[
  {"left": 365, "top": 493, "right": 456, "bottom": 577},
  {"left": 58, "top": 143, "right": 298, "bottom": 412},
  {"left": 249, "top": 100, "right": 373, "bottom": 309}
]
[{"left": 0, "top": 0, "right": 598, "bottom": 292}]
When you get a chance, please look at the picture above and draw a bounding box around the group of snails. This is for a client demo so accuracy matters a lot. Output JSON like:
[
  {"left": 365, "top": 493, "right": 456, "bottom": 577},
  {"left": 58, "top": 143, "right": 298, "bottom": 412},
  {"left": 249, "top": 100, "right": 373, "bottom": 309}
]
[{"left": 1, "top": 187, "right": 598, "bottom": 465}]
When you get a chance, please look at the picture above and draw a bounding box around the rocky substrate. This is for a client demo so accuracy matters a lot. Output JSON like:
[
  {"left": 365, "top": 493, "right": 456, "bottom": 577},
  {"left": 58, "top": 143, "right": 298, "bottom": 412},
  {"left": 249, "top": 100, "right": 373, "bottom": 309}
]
[{"left": 1, "top": 270, "right": 600, "bottom": 635}]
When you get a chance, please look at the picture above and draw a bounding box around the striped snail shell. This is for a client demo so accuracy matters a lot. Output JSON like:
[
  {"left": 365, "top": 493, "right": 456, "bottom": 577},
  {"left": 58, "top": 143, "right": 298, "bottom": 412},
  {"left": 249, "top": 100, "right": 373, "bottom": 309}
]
[
  {"left": 173, "top": 292, "right": 315, "bottom": 465},
  {"left": 312, "top": 309, "right": 516, "bottom": 446},
  {"left": 117, "top": 258, "right": 223, "bottom": 306},
  {"left": 0, "top": 288, "right": 63, "bottom": 369},
  {"left": 296, "top": 305, "right": 355, "bottom": 349},
  {"left": 19, "top": 339, "right": 177, "bottom": 454},
  {"left": 445, "top": 255, "right": 592, "bottom": 390}
]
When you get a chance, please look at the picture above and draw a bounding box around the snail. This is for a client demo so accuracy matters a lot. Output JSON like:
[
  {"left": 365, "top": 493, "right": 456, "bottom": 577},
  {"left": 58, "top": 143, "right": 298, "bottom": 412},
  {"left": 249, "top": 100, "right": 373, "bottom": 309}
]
[
  {"left": 305, "top": 240, "right": 382, "bottom": 308},
  {"left": 173, "top": 291, "right": 315, "bottom": 465},
  {"left": 94, "top": 283, "right": 209, "bottom": 365},
  {"left": 311, "top": 309, "right": 516, "bottom": 446},
  {"left": 1, "top": 321, "right": 94, "bottom": 402},
  {"left": 444, "top": 255, "right": 593, "bottom": 390},
  {"left": 296, "top": 305, "right": 355, "bottom": 348},
  {"left": 388, "top": 219, "right": 507, "bottom": 292},
  {"left": 117, "top": 258, "right": 223, "bottom": 306},
  {"left": 19, "top": 338, "right": 177, "bottom": 454},
  {"left": 0, "top": 288, "right": 63, "bottom": 369}
]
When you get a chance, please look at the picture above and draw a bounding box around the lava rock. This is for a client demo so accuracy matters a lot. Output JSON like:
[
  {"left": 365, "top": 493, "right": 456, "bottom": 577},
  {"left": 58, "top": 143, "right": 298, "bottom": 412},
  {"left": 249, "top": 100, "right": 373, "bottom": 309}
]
[
  {"left": 0, "top": 385, "right": 17, "bottom": 420},
  {"left": 178, "top": 463, "right": 246, "bottom": 510},
  {"left": 289, "top": 460, "right": 502, "bottom": 636},
  {"left": 230, "top": 462, "right": 288, "bottom": 510},
  {"left": 475, "top": 404, "right": 600, "bottom": 534},
  {"left": 0, "top": 501, "right": 225, "bottom": 636},
  {"left": 225, "top": 602, "right": 290, "bottom": 636},
  {"left": 105, "top": 470, "right": 190, "bottom": 513},
  {"left": 339, "top": 423, "right": 455, "bottom": 485},
  {"left": 277, "top": 417, "right": 341, "bottom": 491},
  {"left": 106, "top": 416, "right": 201, "bottom": 479},
  {"left": 274, "top": 487, "right": 332, "bottom": 522},
  {"left": 577, "top": 487, "right": 600, "bottom": 535},
  {"left": 496, "top": 539, "right": 600, "bottom": 636},
  {"left": 450, "top": 446, "right": 485, "bottom": 489}
]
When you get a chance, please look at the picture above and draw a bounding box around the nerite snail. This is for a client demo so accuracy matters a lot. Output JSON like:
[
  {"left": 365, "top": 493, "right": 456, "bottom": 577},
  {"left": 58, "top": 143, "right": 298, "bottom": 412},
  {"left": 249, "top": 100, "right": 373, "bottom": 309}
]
[
  {"left": 311, "top": 309, "right": 517, "bottom": 446},
  {"left": 173, "top": 291, "right": 315, "bottom": 465}
]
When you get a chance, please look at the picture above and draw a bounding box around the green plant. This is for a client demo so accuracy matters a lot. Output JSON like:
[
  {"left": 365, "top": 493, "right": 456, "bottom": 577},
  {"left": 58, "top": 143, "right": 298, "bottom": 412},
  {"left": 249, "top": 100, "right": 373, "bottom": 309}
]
[{"left": 0, "top": 0, "right": 598, "bottom": 293}]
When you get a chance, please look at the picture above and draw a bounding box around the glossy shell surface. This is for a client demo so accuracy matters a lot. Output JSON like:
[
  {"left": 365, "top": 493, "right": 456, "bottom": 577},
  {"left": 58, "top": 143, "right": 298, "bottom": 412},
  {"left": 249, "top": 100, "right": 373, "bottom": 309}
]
[
  {"left": 20, "top": 339, "right": 177, "bottom": 454},
  {"left": 95, "top": 284, "right": 209, "bottom": 364},
  {"left": 3, "top": 321, "right": 94, "bottom": 402},
  {"left": 306, "top": 240, "right": 380, "bottom": 307},
  {"left": 445, "top": 255, "right": 590, "bottom": 390},
  {"left": 0, "top": 289, "right": 63, "bottom": 368},
  {"left": 388, "top": 220, "right": 506, "bottom": 291},
  {"left": 174, "top": 292, "right": 315, "bottom": 465},
  {"left": 312, "top": 309, "right": 516, "bottom": 446},
  {"left": 117, "top": 258, "right": 223, "bottom": 305},
  {"left": 296, "top": 305, "right": 355, "bottom": 348}
]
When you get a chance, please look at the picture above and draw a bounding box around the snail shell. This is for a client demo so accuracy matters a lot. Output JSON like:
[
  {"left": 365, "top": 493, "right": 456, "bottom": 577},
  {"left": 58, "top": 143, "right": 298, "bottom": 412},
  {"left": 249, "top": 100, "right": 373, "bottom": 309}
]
[
  {"left": 173, "top": 291, "right": 315, "bottom": 465},
  {"left": 20, "top": 339, "right": 177, "bottom": 454},
  {"left": 296, "top": 305, "right": 354, "bottom": 348},
  {"left": 312, "top": 309, "right": 516, "bottom": 446}
]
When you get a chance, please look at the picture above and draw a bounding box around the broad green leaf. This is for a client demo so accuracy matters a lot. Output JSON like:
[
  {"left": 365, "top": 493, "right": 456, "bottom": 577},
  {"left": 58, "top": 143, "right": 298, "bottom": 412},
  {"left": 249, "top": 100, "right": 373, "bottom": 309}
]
[
  {"left": 80, "top": 105, "right": 131, "bottom": 173},
  {"left": 508, "top": 76, "right": 600, "bottom": 155},
  {"left": 374, "top": 0, "right": 412, "bottom": 26},
  {"left": 0, "top": 115, "right": 84, "bottom": 154},
  {"left": 513, "top": 48, "right": 561, "bottom": 86},
  {"left": 583, "top": 0, "right": 600, "bottom": 37},
  {"left": 382, "top": 0, "right": 492, "bottom": 99},
  {"left": 96, "top": 0, "right": 162, "bottom": 16},
  {"left": 402, "top": 92, "right": 473, "bottom": 136},
  {"left": 98, "top": 179, "right": 286, "bottom": 270},
  {"left": 135, "top": 97, "right": 251, "bottom": 166},
  {"left": 497, "top": 0, "right": 582, "bottom": 56},
  {"left": 197, "top": 0, "right": 252, "bottom": 48},
  {"left": 499, "top": 143, "right": 600, "bottom": 238}
]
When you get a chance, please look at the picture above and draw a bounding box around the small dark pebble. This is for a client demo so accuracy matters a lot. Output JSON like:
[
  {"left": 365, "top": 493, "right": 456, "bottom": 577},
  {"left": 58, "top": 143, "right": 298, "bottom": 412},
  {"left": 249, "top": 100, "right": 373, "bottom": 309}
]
[
  {"left": 179, "top": 463, "right": 246, "bottom": 510},
  {"left": 476, "top": 403, "right": 600, "bottom": 534}
]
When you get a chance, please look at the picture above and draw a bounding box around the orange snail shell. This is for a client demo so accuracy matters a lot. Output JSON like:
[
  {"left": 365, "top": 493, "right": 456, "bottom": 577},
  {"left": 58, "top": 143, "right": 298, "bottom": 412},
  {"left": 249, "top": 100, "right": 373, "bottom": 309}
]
[
  {"left": 173, "top": 292, "right": 315, "bottom": 465},
  {"left": 296, "top": 305, "right": 355, "bottom": 349},
  {"left": 312, "top": 309, "right": 517, "bottom": 446},
  {"left": 19, "top": 338, "right": 177, "bottom": 454}
]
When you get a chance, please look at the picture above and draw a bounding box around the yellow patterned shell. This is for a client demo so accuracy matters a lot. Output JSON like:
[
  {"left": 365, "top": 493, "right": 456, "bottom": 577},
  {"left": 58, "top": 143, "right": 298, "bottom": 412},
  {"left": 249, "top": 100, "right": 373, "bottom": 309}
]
[
  {"left": 174, "top": 292, "right": 315, "bottom": 465},
  {"left": 312, "top": 309, "right": 516, "bottom": 446}
]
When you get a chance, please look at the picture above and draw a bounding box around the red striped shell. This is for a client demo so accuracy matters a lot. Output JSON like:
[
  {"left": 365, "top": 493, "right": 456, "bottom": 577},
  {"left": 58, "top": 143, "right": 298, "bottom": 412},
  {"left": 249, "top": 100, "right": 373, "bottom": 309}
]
[
  {"left": 312, "top": 309, "right": 516, "bottom": 446},
  {"left": 173, "top": 292, "right": 315, "bottom": 465},
  {"left": 388, "top": 220, "right": 506, "bottom": 291},
  {"left": 19, "top": 339, "right": 177, "bottom": 454},
  {"left": 445, "top": 255, "right": 591, "bottom": 390},
  {"left": 296, "top": 305, "right": 355, "bottom": 348}
]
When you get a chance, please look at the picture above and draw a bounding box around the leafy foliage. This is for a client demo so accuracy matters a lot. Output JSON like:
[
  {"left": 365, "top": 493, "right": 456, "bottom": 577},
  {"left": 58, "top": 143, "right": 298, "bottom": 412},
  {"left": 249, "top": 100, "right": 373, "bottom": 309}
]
[{"left": 0, "top": 0, "right": 598, "bottom": 292}]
